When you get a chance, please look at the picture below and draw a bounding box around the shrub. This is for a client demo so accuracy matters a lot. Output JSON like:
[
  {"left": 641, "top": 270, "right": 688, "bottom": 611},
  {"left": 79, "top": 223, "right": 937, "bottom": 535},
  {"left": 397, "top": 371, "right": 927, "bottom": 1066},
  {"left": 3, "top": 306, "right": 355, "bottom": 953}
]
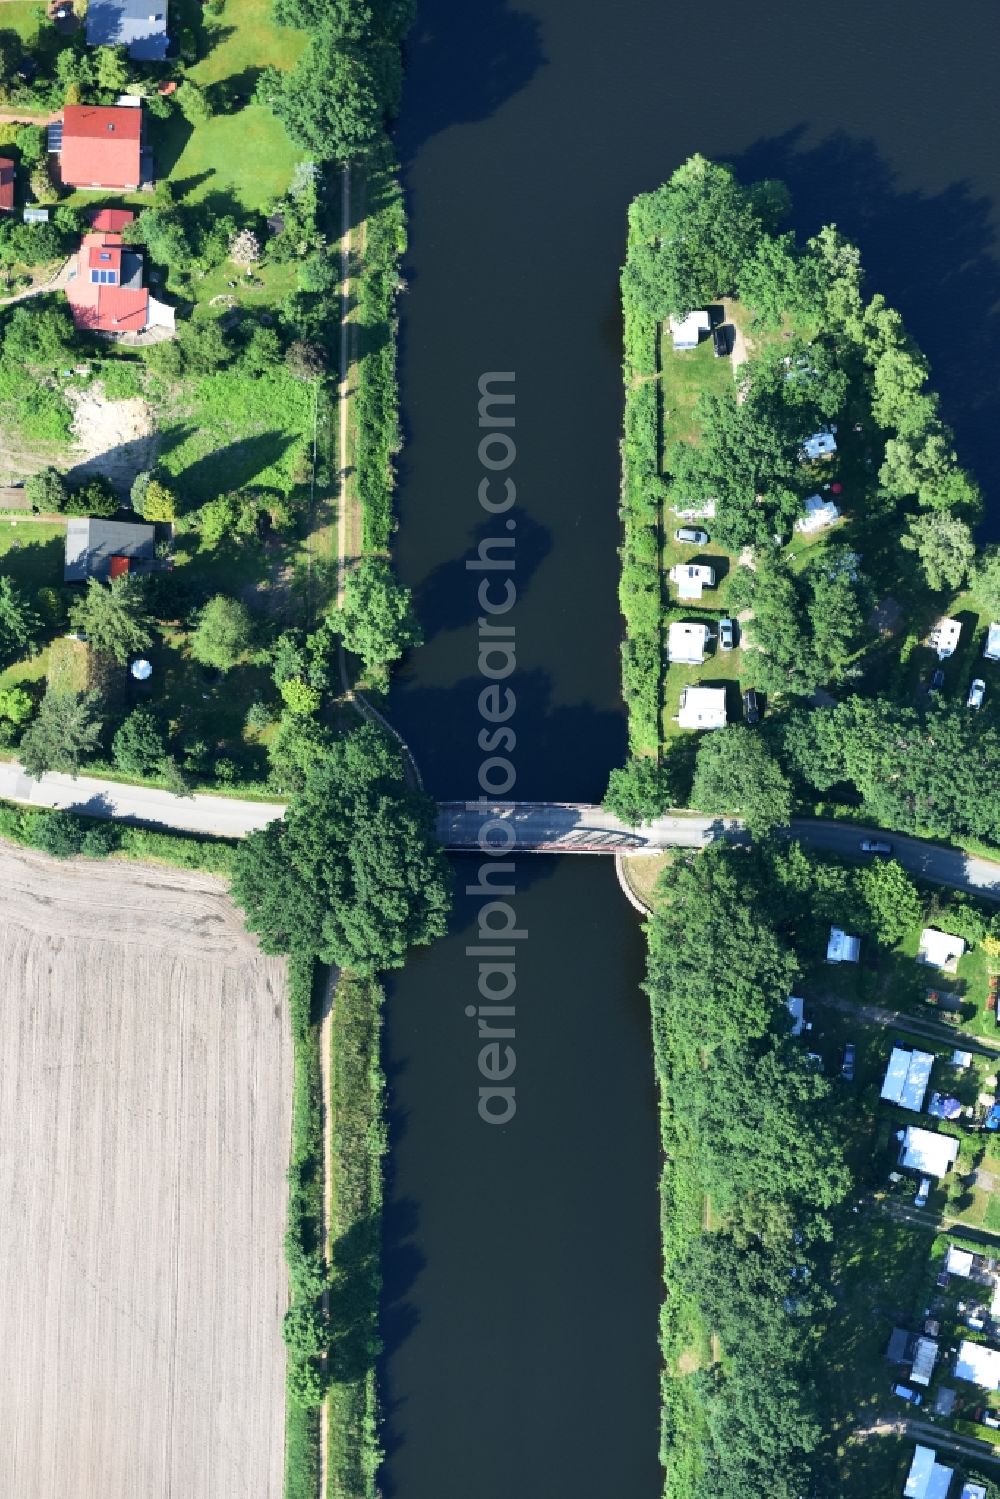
[{"left": 26, "top": 809, "right": 85, "bottom": 858}]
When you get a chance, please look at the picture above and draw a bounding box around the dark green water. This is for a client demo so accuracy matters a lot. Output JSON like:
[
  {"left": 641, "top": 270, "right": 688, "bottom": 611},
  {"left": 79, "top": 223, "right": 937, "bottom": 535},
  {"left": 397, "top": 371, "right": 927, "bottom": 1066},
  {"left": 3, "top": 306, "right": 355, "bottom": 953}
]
[{"left": 383, "top": 3, "right": 1000, "bottom": 1494}]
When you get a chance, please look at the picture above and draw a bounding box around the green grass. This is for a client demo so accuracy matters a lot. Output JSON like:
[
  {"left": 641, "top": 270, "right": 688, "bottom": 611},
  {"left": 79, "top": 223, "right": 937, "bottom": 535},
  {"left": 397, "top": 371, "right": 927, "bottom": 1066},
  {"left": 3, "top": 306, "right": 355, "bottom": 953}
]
[
  {"left": 0, "top": 365, "right": 73, "bottom": 446},
  {"left": 154, "top": 106, "right": 303, "bottom": 215},
  {"left": 0, "top": 519, "right": 64, "bottom": 589},
  {"left": 158, "top": 367, "right": 314, "bottom": 504},
  {"left": 46, "top": 635, "right": 90, "bottom": 694},
  {"left": 145, "top": 0, "right": 307, "bottom": 219},
  {"left": 0, "top": 2, "right": 46, "bottom": 44},
  {"left": 189, "top": 0, "right": 307, "bottom": 85},
  {"left": 658, "top": 328, "right": 734, "bottom": 449}
]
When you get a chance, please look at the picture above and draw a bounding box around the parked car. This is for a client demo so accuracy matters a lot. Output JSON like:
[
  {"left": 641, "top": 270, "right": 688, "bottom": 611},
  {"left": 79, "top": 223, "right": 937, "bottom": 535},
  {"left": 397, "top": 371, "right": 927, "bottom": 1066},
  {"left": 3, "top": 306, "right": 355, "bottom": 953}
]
[
  {"left": 718, "top": 617, "right": 735, "bottom": 652},
  {"left": 914, "top": 1176, "right": 931, "bottom": 1208},
  {"left": 841, "top": 1042, "right": 856, "bottom": 1081},
  {"left": 674, "top": 527, "right": 709, "bottom": 546},
  {"left": 893, "top": 1384, "right": 923, "bottom": 1406},
  {"left": 712, "top": 324, "right": 729, "bottom": 358},
  {"left": 968, "top": 678, "right": 986, "bottom": 710},
  {"left": 742, "top": 688, "right": 761, "bottom": 725},
  {"left": 929, "top": 668, "right": 945, "bottom": 692},
  {"left": 975, "top": 1407, "right": 1000, "bottom": 1430},
  {"left": 860, "top": 839, "right": 893, "bottom": 855}
]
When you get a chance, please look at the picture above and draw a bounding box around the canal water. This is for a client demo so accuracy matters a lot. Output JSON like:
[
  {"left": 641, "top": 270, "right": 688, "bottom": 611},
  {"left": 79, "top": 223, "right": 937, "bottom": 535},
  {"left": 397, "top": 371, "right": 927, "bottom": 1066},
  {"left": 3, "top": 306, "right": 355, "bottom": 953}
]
[{"left": 383, "top": 3, "right": 1000, "bottom": 1495}]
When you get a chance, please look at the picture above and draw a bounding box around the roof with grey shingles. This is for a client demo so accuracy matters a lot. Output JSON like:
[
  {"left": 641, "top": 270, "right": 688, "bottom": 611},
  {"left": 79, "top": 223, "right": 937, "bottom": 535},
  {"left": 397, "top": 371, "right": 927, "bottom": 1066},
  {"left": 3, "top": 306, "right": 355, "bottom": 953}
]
[
  {"left": 85, "top": 0, "right": 169, "bottom": 59},
  {"left": 64, "top": 517, "right": 156, "bottom": 582}
]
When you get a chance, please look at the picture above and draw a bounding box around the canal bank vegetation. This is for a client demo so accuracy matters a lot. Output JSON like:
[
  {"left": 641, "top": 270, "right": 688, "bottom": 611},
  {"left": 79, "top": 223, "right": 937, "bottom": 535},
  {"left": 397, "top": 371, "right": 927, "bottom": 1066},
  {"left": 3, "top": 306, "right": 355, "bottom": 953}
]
[
  {"left": 614, "top": 155, "right": 1000, "bottom": 849},
  {"left": 647, "top": 842, "right": 853, "bottom": 1498},
  {"left": 259, "top": 0, "right": 418, "bottom": 690},
  {"left": 0, "top": 798, "right": 237, "bottom": 872},
  {"left": 283, "top": 953, "right": 326, "bottom": 1499},
  {"left": 327, "top": 974, "right": 387, "bottom": 1499},
  {"left": 646, "top": 840, "right": 1000, "bottom": 1495}
]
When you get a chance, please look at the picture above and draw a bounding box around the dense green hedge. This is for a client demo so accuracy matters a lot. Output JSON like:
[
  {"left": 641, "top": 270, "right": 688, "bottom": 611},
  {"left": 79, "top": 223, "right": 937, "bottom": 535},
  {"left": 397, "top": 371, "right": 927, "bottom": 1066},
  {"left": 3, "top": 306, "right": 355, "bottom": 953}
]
[
  {"left": 327, "top": 974, "right": 387, "bottom": 1499},
  {"left": 283, "top": 953, "right": 325, "bottom": 1499},
  {"left": 356, "top": 145, "right": 406, "bottom": 554},
  {"left": 619, "top": 262, "right": 663, "bottom": 754},
  {"left": 0, "top": 800, "right": 236, "bottom": 872}
]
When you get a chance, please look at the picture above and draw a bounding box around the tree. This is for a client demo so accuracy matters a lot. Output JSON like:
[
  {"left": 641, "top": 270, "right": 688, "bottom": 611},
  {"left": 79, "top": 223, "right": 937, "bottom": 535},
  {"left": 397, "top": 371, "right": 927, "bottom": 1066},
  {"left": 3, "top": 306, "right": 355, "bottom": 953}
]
[
  {"left": 736, "top": 232, "right": 809, "bottom": 329},
  {"left": 901, "top": 510, "right": 975, "bottom": 592},
  {"left": 857, "top": 859, "right": 924, "bottom": 945},
  {"left": 19, "top": 690, "right": 103, "bottom": 776},
  {"left": 0, "top": 575, "right": 41, "bottom": 668},
  {"left": 271, "top": 37, "right": 384, "bottom": 162},
  {"left": 25, "top": 466, "right": 67, "bottom": 512},
  {"left": 1, "top": 303, "right": 76, "bottom": 368},
  {"left": 646, "top": 848, "right": 800, "bottom": 1054},
  {"left": 232, "top": 723, "right": 452, "bottom": 972},
  {"left": 132, "top": 476, "right": 176, "bottom": 521},
  {"left": 69, "top": 576, "right": 154, "bottom": 664},
  {"left": 132, "top": 206, "right": 193, "bottom": 276},
  {"left": 190, "top": 594, "right": 253, "bottom": 671},
  {"left": 14, "top": 123, "right": 43, "bottom": 165},
  {"left": 64, "top": 477, "right": 118, "bottom": 518},
  {"left": 266, "top": 709, "right": 334, "bottom": 793},
  {"left": 279, "top": 677, "right": 322, "bottom": 715},
  {"left": 335, "top": 558, "right": 421, "bottom": 673},
  {"left": 94, "top": 45, "right": 129, "bottom": 94},
  {"left": 29, "top": 162, "right": 56, "bottom": 204},
  {"left": 780, "top": 697, "right": 1000, "bottom": 846},
  {"left": 690, "top": 727, "right": 793, "bottom": 837},
  {"left": 667, "top": 383, "right": 800, "bottom": 550},
  {"left": 285, "top": 339, "right": 326, "bottom": 380},
  {"left": 603, "top": 757, "right": 673, "bottom": 824},
  {"left": 176, "top": 79, "right": 211, "bottom": 123},
  {"left": 26, "top": 808, "right": 85, "bottom": 858},
  {"left": 112, "top": 707, "right": 166, "bottom": 775},
  {"left": 971, "top": 545, "right": 1000, "bottom": 617},
  {"left": 0, "top": 685, "right": 33, "bottom": 725},
  {"left": 623, "top": 155, "right": 763, "bottom": 319},
  {"left": 191, "top": 491, "right": 264, "bottom": 548}
]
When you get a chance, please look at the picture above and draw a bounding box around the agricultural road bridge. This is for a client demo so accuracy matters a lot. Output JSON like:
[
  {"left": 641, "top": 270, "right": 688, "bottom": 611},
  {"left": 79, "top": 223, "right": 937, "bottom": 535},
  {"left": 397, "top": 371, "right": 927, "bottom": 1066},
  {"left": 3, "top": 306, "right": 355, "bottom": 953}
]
[{"left": 1, "top": 764, "right": 999, "bottom": 902}]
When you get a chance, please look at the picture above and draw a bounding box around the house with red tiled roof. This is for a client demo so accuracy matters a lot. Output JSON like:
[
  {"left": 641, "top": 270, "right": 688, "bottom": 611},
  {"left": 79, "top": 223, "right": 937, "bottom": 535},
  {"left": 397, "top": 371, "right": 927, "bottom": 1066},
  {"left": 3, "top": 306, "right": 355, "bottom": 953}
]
[
  {"left": 0, "top": 158, "right": 14, "bottom": 213},
  {"left": 58, "top": 104, "right": 142, "bottom": 191},
  {"left": 65, "top": 210, "right": 174, "bottom": 338}
]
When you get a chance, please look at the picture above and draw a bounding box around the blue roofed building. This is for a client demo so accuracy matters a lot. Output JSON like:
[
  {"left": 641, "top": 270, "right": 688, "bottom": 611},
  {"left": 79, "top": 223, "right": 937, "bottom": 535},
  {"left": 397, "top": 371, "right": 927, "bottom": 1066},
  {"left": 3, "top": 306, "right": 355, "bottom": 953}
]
[{"left": 85, "top": 0, "right": 169, "bottom": 60}]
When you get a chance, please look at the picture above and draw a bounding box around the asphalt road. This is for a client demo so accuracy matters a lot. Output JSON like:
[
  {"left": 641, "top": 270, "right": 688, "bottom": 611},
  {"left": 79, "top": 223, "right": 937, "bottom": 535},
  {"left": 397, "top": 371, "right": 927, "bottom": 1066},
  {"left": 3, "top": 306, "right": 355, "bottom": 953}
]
[
  {"left": 0, "top": 763, "right": 284, "bottom": 839},
  {"left": 787, "top": 818, "right": 1000, "bottom": 904},
  {"left": 2, "top": 766, "right": 999, "bottom": 902}
]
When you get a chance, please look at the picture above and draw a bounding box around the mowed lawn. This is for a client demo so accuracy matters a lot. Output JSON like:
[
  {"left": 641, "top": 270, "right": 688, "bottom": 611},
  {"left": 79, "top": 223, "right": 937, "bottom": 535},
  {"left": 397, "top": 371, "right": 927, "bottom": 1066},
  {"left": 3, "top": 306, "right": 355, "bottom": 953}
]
[
  {"left": 0, "top": 1, "right": 46, "bottom": 45},
  {"left": 150, "top": 0, "right": 307, "bottom": 214},
  {"left": 157, "top": 106, "right": 303, "bottom": 213}
]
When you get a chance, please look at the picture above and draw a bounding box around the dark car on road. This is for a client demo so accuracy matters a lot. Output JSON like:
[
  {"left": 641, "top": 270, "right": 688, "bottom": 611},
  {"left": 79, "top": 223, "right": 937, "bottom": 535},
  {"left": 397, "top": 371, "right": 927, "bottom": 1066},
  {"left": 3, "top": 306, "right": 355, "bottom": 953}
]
[
  {"left": 841, "top": 1043, "right": 856, "bottom": 1081},
  {"left": 743, "top": 688, "right": 761, "bottom": 725},
  {"left": 712, "top": 324, "right": 730, "bottom": 358},
  {"left": 930, "top": 668, "right": 945, "bottom": 693}
]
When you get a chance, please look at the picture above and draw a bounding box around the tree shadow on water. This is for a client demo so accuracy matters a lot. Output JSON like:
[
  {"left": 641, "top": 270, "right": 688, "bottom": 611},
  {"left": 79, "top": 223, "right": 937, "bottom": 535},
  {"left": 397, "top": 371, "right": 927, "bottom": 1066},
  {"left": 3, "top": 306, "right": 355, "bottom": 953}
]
[
  {"left": 412, "top": 507, "right": 553, "bottom": 643},
  {"left": 397, "top": 0, "right": 547, "bottom": 163},
  {"left": 735, "top": 126, "right": 1000, "bottom": 534}
]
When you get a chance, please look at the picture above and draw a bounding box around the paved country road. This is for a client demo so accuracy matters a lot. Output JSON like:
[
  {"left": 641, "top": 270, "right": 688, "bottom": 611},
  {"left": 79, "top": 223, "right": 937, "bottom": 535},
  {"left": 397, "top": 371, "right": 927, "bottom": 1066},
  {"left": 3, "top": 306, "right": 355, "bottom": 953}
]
[
  {"left": 2, "top": 764, "right": 1000, "bottom": 902},
  {"left": 0, "top": 763, "right": 284, "bottom": 838}
]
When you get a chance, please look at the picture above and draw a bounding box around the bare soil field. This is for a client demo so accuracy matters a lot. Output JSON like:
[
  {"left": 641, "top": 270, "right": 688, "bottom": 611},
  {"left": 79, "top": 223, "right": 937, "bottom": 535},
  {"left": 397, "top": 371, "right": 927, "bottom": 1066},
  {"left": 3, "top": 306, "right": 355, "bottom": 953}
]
[{"left": 0, "top": 844, "right": 291, "bottom": 1499}]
